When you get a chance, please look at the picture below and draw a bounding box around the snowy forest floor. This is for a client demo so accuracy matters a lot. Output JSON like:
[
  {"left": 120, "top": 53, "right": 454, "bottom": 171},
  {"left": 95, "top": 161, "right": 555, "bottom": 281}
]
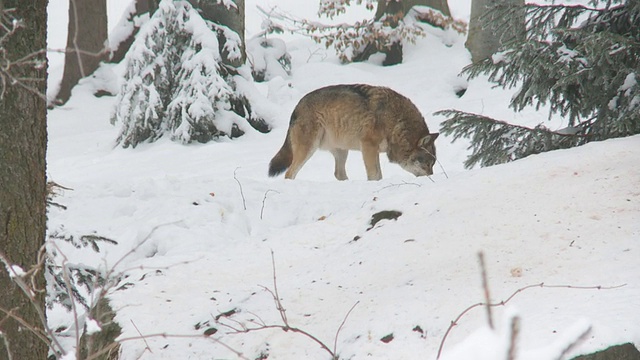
[{"left": 45, "top": 1, "right": 640, "bottom": 359}]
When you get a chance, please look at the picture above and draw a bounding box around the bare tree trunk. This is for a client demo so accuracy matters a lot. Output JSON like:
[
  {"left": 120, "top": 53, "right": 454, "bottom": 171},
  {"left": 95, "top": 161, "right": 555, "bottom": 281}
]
[
  {"left": 359, "top": 0, "right": 451, "bottom": 66},
  {"left": 466, "top": 0, "right": 525, "bottom": 62},
  {"left": 55, "top": 0, "right": 108, "bottom": 105},
  {"left": 0, "top": 0, "right": 48, "bottom": 359},
  {"left": 375, "top": 0, "right": 450, "bottom": 18},
  {"left": 190, "top": 0, "right": 246, "bottom": 68}
]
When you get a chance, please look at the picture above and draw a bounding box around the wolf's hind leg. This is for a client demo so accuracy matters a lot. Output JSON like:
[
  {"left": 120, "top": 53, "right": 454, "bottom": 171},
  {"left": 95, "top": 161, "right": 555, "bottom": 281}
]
[
  {"left": 331, "top": 149, "right": 349, "bottom": 180},
  {"left": 285, "top": 131, "right": 318, "bottom": 179},
  {"left": 285, "top": 148, "right": 314, "bottom": 179}
]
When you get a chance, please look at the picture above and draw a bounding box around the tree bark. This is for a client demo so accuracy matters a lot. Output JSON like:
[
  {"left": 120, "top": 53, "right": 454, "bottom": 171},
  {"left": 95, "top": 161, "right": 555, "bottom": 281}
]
[
  {"left": 358, "top": 0, "right": 451, "bottom": 66},
  {"left": 0, "top": 0, "right": 49, "bottom": 359},
  {"left": 466, "top": 0, "right": 525, "bottom": 62},
  {"left": 375, "top": 0, "right": 451, "bottom": 19},
  {"left": 55, "top": 0, "right": 108, "bottom": 105}
]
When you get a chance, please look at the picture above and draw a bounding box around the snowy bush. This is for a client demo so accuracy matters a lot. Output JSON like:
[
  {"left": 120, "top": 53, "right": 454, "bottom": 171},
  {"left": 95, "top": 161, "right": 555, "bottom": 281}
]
[
  {"left": 111, "top": 0, "right": 268, "bottom": 148},
  {"left": 247, "top": 37, "right": 291, "bottom": 82}
]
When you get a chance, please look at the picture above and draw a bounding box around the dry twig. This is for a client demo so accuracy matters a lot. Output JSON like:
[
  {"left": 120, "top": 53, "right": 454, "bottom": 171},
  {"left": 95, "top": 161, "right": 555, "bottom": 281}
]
[
  {"left": 219, "top": 251, "right": 359, "bottom": 359},
  {"left": 233, "top": 167, "right": 247, "bottom": 210},
  {"left": 436, "top": 282, "right": 626, "bottom": 359}
]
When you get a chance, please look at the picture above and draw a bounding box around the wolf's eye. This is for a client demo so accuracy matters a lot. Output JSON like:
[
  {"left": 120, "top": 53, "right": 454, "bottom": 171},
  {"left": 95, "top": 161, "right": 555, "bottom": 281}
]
[{"left": 416, "top": 154, "right": 427, "bottom": 163}]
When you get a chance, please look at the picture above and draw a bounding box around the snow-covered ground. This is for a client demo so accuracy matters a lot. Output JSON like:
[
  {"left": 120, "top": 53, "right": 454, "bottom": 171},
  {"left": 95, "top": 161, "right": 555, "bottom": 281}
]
[{"left": 45, "top": 0, "right": 640, "bottom": 359}]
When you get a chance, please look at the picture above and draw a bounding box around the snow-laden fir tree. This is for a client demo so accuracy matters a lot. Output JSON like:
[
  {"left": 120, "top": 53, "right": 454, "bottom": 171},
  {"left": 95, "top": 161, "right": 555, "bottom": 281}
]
[
  {"left": 111, "top": 0, "right": 268, "bottom": 148},
  {"left": 438, "top": 0, "right": 640, "bottom": 168}
]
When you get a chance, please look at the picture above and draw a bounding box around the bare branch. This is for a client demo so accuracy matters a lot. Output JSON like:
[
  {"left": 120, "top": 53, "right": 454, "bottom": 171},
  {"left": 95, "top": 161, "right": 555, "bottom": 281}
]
[
  {"left": 0, "top": 330, "right": 13, "bottom": 360},
  {"left": 0, "top": 249, "right": 67, "bottom": 356},
  {"left": 436, "top": 282, "right": 626, "bottom": 359},
  {"left": 69, "top": 0, "right": 85, "bottom": 78},
  {"left": 478, "top": 252, "right": 494, "bottom": 330},
  {"left": 219, "top": 251, "right": 361, "bottom": 359},
  {"left": 269, "top": 250, "right": 287, "bottom": 325},
  {"left": 130, "top": 319, "right": 153, "bottom": 355},
  {"left": 85, "top": 332, "right": 249, "bottom": 360},
  {"left": 554, "top": 324, "right": 592, "bottom": 360},
  {"left": 333, "top": 301, "right": 359, "bottom": 357},
  {"left": 0, "top": 305, "right": 52, "bottom": 350},
  {"left": 260, "top": 189, "right": 280, "bottom": 220},
  {"left": 233, "top": 168, "right": 247, "bottom": 210},
  {"left": 506, "top": 316, "right": 520, "bottom": 360}
]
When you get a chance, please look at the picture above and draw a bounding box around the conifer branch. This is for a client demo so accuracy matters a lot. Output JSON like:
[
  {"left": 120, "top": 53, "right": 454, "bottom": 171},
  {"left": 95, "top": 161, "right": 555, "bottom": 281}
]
[{"left": 437, "top": 110, "right": 588, "bottom": 168}]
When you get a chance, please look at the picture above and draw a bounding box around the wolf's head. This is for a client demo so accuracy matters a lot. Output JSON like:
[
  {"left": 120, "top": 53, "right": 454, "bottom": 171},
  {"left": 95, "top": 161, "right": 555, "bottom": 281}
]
[{"left": 400, "top": 133, "right": 439, "bottom": 177}]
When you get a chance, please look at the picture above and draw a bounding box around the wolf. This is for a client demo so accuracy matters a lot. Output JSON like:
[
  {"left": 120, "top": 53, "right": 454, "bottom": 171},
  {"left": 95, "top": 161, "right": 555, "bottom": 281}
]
[{"left": 268, "top": 84, "right": 439, "bottom": 181}]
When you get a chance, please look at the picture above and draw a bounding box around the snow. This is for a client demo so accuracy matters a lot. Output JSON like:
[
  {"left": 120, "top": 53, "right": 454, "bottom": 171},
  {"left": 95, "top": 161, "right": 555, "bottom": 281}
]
[
  {"left": 44, "top": 1, "right": 639, "bottom": 359},
  {"left": 3, "top": 263, "right": 25, "bottom": 279},
  {"left": 85, "top": 318, "right": 102, "bottom": 335},
  {"left": 621, "top": 73, "right": 637, "bottom": 93},
  {"left": 107, "top": 0, "right": 138, "bottom": 52}
]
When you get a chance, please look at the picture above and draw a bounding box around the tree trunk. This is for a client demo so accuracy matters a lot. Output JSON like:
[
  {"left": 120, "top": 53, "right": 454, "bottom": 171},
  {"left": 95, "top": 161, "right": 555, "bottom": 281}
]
[
  {"left": 55, "top": 0, "right": 108, "bottom": 105},
  {"left": 360, "top": 0, "right": 451, "bottom": 66},
  {"left": 0, "top": 0, "right": 49, "bottom": 359},
  {"left": 190, "top": 0, "right": 246, "bottom": 68},
  {"left": 375, "top": 0, "right": 451, "bottom": 19},
  {"left": 466, "top": 0, "right": 525, "bottom": 63}
]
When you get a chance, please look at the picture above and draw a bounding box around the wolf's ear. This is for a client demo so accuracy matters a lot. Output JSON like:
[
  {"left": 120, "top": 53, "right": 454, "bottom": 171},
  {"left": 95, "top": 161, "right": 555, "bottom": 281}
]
[{"left": 419, "top": 133, "right": 439, "bottom": 147}]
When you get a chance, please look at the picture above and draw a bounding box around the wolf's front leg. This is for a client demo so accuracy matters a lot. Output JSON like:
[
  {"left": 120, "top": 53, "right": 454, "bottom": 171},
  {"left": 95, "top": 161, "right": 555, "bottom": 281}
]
[
  {"left": 331, "top": 149, "right": 349, "bottom": 180},
  {"left": 361, "top": 141, "right": 382, "bottom": 180}
]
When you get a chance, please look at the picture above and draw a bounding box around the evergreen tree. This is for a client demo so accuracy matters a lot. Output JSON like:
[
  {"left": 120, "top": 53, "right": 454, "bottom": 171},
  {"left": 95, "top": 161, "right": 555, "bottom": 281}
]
[
  {"left": 111, "top": 0, "right": 268, "bottom": 148},
  {"left": 438, "top": 0, "right": 640, "bottom": 169}
]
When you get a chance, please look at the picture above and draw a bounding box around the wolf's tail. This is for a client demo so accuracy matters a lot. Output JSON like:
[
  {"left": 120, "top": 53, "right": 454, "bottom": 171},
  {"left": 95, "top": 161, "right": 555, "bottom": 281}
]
[{"left": 268, "top": 131, "right": 293, "bottom": 177}]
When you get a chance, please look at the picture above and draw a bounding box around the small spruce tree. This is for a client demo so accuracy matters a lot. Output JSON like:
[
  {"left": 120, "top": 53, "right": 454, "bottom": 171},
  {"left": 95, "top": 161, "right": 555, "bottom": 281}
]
[
  {"left": 111, "top": 0, "right": 268, "bottom": 148},
  {"left": 438, "top": 0, "right": 640, "bottom": 169}
]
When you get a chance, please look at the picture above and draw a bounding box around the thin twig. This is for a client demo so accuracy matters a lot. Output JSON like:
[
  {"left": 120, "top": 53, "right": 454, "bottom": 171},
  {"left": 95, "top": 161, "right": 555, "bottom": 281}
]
[
  {"left": 85, "top": 332, "right": 249, "bottom": 360},
  {"left": 375, "top": 181, "right": 421, "bottom": 192},
  {"left": 554, "top": 324, "right": 592, "bottom": 360},
  {"left": 226, "top": 321, "right": 337, "bottom": 358},
  {"left": 260, "top": 190, "right": 280, "bottom": 220},
  {"left": 506, "top": 316, "right": 520, "bottom": 360},
  {"left": 333, "top": 301, "right": 359, "bottom": 357},
  {"left": 436, "top": 158, "right": 449, "bottom": 179},
  {"left": 70, "top": 0, "right": 85, "bottom": 78},
  {"left": 62, "top": 262, "right": 81, "bottom": 354},
  {"left": 106, "top": 221, "right": 183, "bottom": 279},
  {"left": 219, "top": 251, "right": 362, "bottom": 359},
  {"left": 478, "top": 252, "right": 493, "bottom": 330},
  {"left": 436, "top": 282, "right": 626, "bottom": 359},
  {"left": 270, "top": 250, "right": 287, "bottom": 324},
  {"left": 0, "top": 249, "right": 66, "bottom": 356},
  {"left": 130, "top": 319, "right": 152, "bottom": 354},
  {"left": 0, "top": 305, "right": 52, "bottom": 349},
  {"left": 0, "top": 331, "right": 13, "bottom": 360},
  {"left": 233, "top": 168, "right": 247, "bottom": 210}
]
